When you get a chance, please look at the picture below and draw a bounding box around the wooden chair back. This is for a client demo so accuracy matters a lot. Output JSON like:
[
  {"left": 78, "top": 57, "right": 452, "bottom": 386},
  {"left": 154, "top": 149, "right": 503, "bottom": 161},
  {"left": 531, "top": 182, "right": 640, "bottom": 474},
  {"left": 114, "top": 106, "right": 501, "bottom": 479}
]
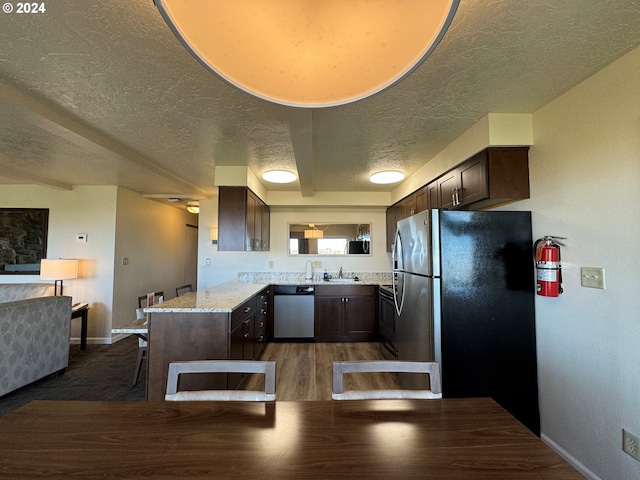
[
  {"left": 165, "top": 360, "right": 276, "bottom": 402},
  {"left": 332, "top": 360, "right": 442, "bottom": 400}
]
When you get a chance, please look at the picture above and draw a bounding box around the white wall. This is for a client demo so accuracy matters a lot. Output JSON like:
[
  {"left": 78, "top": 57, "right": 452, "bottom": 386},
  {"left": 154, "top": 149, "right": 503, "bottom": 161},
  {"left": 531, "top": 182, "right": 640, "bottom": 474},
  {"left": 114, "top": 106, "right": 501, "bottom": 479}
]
[
  {"left": 496, "top": 46, "right": 640, "bottom": 480},
  {"left": 0, "top": 185, "right": 117, "bottom": 343},
  {"left": 197, "top": 198, "right": 391, "bottom": 288}
]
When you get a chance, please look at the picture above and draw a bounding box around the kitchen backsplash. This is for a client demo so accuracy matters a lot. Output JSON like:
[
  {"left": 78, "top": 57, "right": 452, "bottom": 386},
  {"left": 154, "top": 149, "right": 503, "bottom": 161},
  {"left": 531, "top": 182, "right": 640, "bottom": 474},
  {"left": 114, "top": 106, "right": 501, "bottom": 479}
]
[{"left": 238, "top": 271, "right": 392, "bottom": 284}]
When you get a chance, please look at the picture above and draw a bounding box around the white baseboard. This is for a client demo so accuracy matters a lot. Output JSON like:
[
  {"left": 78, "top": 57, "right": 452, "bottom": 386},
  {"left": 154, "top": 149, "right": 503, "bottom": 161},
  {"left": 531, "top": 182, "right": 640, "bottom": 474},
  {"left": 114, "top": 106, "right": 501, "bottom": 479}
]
[{"left": 541, "top": 433, "right": 599, "bottom": 479}]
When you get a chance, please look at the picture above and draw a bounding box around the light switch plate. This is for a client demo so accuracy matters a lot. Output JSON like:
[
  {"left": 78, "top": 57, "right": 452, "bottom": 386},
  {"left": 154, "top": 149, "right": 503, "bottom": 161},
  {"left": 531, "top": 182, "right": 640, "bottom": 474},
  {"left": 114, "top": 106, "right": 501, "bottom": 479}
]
[{"left": 581, "top": 267, "right": 605, "bottom": 289}]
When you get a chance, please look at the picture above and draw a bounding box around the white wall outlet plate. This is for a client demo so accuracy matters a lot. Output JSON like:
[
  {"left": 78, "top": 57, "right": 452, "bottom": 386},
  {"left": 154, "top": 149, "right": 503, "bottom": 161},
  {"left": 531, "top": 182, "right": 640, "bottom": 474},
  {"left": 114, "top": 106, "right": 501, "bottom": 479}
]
[
  {"left": 623, "top": 429, "right": 640, "bottom": 461},
  {"left": 313, "top": 261, "right": 322, "bottom": 268},
  {"left": 580, "top": 267, "right": 605, "bottom": 289}
]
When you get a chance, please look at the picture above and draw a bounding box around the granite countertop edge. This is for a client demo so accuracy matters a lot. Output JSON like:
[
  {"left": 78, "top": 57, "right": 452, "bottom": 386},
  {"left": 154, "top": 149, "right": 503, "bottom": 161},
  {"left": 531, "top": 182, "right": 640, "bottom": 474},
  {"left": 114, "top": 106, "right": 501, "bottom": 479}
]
[{"left": 144, "top": 278, "right": 389, "bottom": 314}]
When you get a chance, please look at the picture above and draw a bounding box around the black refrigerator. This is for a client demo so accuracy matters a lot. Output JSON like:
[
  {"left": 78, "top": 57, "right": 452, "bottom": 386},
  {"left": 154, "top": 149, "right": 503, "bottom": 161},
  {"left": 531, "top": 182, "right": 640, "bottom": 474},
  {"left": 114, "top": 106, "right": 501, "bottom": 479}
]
[{"left": 393, "top": 209, "right": 540, "bottom": 435}]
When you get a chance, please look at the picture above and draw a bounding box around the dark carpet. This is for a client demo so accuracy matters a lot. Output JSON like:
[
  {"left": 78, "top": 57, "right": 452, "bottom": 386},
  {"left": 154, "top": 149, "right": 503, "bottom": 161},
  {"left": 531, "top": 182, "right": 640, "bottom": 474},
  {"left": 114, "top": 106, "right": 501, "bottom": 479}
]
[{"left": 0, "top": 335, "right": 145, "bottom": 418}]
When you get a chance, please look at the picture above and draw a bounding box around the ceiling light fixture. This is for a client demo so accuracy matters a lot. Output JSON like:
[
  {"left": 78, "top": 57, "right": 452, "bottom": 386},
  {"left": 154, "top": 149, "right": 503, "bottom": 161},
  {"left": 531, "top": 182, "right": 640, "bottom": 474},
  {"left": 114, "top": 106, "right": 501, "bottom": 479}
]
[
  {"left": 186, "top": 203, "right": 200, "bottom": 214},
  {"left": 262, "top": 170, "right": 297, "bottom": 184},
  {"left": 304, "top": 224, "right": 324, "bottom": 239},
  {"left": 155, "top": 0, "right": 459, "bottom": 108},
  {"left": 370, "top": 171, "right": 405, "bottom": 184}
]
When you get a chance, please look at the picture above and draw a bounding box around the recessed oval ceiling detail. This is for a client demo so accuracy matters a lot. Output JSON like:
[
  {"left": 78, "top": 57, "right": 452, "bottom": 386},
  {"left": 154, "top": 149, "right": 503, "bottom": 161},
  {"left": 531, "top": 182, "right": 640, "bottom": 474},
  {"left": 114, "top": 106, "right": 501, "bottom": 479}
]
[{"left": 155, "top": 0, "right": 459, "bottom": 108}]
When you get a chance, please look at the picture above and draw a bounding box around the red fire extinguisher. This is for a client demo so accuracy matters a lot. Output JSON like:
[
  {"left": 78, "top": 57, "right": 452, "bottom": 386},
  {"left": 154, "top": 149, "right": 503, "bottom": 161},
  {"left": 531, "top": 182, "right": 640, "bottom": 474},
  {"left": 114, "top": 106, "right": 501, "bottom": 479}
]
[{"left": 534, "top": 236, "right": 566, "bottom": 297}]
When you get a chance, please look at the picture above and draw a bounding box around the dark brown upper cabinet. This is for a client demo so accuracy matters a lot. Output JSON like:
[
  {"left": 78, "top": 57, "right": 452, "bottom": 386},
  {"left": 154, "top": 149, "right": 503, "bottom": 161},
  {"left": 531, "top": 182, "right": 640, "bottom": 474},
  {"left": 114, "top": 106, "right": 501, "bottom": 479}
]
[{"left": 218, "top": 187, "right": 270, "bottom": 252}]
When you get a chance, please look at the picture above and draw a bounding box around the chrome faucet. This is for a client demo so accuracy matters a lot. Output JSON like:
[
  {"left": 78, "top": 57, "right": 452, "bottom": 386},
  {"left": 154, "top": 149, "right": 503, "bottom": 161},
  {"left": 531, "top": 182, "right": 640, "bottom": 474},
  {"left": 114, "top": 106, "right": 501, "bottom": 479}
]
[{"left": 339, "top": 267, "right": 343, "bottom": 278}]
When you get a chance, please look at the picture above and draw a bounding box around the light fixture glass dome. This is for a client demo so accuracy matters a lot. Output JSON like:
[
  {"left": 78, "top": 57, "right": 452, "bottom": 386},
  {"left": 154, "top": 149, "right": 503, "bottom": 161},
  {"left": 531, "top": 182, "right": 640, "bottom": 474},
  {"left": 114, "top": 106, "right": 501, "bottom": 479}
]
[
  {"left": 186, "top": 203, "right": 200, "bottom": 214},
  {"left": 370, "top": 171, "right": 405, "bottom": 184},
  {"left": 262, "top": 170, "right": 297, "bottom": 184},
  {"left": 155, "top": 0, "right": 459, "bottom": 108}
]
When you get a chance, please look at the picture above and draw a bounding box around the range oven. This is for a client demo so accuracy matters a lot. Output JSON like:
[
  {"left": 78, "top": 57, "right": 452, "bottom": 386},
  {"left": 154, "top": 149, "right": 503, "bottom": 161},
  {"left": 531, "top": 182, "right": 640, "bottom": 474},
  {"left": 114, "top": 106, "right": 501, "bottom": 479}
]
[{"left": 378, "top": 285, "right": 398, "bottom": 359}]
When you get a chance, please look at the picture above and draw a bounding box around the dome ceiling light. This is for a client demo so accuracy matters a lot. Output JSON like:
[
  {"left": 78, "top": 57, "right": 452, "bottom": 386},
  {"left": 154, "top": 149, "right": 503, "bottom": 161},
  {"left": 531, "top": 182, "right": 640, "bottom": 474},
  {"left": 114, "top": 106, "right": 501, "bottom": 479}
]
[
  {"left": 155, "top": 0, "right": 459, "bottom": 108},
  {"left": 262, "top": 170, "right": 297, "bottom": 184},
  {"left": 370, "top": 171, "right": 405, "bottom": 184},
  {"left": 186, "top": 203, "right": 200, "bottom": 214}
]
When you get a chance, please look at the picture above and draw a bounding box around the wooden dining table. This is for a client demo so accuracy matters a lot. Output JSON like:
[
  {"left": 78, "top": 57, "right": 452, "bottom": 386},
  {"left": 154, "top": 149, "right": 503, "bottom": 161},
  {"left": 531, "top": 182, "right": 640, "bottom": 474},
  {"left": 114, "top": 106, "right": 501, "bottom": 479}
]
[{"left": 0, "top": 398, "right": 582, "bottom": 479}]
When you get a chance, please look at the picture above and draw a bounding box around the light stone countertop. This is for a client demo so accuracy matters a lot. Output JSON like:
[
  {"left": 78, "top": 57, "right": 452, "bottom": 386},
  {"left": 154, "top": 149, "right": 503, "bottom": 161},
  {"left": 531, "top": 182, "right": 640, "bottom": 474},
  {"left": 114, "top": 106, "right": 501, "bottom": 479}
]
[
  {"left": 145, "top": 281, "right": 269, "bottom": 313},
  {"left": 144, "top": 274, "right": 392, "bottom": 314}
]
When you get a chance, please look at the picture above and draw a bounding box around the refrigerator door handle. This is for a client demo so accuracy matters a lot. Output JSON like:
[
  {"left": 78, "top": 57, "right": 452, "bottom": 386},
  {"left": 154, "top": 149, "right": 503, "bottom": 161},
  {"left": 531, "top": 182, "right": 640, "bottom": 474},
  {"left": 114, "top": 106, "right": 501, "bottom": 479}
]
[
  {"left": 392, "top": 271, "right": 405, "bottom": 316},
  {"left": 392, "top": 228, "right": 405, "bottom": 316}
]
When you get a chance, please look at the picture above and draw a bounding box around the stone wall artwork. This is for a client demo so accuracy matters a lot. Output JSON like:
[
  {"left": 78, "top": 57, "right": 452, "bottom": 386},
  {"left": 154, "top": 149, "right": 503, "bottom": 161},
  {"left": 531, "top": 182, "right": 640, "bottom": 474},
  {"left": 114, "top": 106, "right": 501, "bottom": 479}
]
[{"left": 0, "top": 208, "right": 49, "bottom": 274}]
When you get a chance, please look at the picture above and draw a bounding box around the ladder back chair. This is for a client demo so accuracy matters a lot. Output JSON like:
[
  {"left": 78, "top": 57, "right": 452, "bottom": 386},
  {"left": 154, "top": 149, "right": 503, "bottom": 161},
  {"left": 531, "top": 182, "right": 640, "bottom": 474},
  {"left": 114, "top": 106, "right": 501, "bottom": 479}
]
[
  {"left": 132, "top": 291, "right": 164, "bottom": 386},
  {"left": 175, "top": 284, "right": 193, "bottom": 297},
  {"left": 332, "top": 360, "right": 442, "bottom": 400},
  {"left": 165, "top": 360, "right": 277, "bottom": 402}
]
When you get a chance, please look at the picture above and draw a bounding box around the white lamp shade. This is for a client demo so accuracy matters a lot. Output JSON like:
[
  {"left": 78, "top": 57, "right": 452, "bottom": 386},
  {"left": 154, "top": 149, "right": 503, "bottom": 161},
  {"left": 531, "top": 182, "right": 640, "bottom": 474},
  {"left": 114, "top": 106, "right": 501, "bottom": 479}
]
[{"left": 40, "top": 259, "right": 78, "bottom": 280}]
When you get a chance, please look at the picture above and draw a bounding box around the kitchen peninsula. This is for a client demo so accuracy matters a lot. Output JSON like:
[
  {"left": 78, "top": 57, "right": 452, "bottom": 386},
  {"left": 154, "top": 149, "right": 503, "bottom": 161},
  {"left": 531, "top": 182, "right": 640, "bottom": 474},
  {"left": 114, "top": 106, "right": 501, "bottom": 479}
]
[{"left": 145, "top": 274, "right": 390, "bottom": 401}]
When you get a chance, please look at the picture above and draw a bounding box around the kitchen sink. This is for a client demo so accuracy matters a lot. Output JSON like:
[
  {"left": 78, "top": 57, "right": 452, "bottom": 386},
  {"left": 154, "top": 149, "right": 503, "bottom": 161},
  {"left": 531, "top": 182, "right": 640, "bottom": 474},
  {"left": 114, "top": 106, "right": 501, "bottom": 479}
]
[{"left": 328, "top": 278, "right": 356, "bottom": 283}]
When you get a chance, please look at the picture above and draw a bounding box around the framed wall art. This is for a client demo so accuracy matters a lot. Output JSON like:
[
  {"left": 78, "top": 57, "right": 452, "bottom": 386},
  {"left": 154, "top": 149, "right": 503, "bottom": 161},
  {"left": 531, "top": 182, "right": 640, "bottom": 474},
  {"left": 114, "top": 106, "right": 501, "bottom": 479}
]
[{"left": 0, "top": 208, "right": 49, "bottom": 275}]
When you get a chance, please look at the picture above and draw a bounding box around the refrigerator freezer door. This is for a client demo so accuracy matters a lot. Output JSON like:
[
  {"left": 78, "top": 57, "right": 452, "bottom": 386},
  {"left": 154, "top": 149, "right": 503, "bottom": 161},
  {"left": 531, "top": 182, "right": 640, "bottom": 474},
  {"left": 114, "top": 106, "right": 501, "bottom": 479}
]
[{"left": 437, "top": 210, "right": 539, "bottom": 435}]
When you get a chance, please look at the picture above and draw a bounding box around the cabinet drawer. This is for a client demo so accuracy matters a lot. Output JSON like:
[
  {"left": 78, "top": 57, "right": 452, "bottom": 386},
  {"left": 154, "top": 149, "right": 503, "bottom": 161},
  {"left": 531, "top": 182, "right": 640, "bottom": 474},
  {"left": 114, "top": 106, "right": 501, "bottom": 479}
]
[
  {"left": 315, "top": 285, "right": 376, "bottom": 297},
  {"left": 231, "top": 296, "right": 257, "bottom": 331}
]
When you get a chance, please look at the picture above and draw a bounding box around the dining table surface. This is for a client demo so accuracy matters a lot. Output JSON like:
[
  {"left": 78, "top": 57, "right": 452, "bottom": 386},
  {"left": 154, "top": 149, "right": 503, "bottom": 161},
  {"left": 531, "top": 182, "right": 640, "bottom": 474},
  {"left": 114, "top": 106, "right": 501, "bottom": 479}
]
[{"left": 0, "top": 397, "right": 583, "bottom": 479}]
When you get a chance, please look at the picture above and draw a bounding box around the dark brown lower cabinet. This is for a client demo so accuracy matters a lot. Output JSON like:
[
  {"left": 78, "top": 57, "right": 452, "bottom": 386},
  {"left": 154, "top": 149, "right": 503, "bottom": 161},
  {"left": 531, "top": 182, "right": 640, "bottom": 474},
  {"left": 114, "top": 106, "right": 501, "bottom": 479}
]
[
  {"left": 314, "top": 285, "right": 376, "bottom": 342},
  {"left": 146, "top": 287, "right": 270, "bottom": 401}
]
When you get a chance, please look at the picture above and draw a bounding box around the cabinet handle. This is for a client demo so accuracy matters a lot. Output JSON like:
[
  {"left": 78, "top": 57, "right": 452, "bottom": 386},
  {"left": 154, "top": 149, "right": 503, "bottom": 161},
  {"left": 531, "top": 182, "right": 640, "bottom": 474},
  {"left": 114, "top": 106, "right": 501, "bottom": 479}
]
[
  {"left": 258, "top": 322, "right": 264, "bottom": 328},
  {"left": 243, "top": 319, "right": 251, "bottom": 324},
  {"left": 243, "top": 307, "right": 251, "bottom": 313},
  {"left": 243, "top": 333, "right": 250, "bottom": 338},
  {"left": 451, "top": 189, "right": 456, "bottom": 206},
  {"left": 257, "top": 335, "right": 265, "bottom": 342},
  {"left": 455, "top": 187, "right": 461, "bottom": 206}
]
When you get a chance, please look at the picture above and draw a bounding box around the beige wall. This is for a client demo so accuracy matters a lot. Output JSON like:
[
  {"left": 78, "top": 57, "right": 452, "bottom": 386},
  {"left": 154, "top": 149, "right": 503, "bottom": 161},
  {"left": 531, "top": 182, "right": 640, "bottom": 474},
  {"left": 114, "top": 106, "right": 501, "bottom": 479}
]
[
  {"left": 495, "top": 45, "right": 640, "bottom": 480},
  {"left": 0, "top": 186, "right": 196, "bottom": 344},
  {"left": 0, "top": 185, "right": 117, "bottom": 342},
  {"left": 111, "top": 188, "right": 197, "bottom": 334}
]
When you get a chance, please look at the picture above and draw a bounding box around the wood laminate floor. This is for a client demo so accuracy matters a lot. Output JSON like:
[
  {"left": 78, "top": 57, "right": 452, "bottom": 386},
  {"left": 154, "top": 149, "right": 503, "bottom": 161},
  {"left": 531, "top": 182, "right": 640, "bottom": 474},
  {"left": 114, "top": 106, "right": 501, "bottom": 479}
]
[{"left": 244, "top": 342, "right": 400, "bottom": 401}]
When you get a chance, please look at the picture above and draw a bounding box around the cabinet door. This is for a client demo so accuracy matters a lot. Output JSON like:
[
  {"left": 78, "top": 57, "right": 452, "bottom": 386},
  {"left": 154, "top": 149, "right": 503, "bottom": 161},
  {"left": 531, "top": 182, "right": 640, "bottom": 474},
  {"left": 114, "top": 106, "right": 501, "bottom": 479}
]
[
  {"left": 345, "top": 296, "right": 376, "bottom": 341},
  {"left": 414, "top": 187, "right": 428, "bottom": 213},
  {"left": 246, "top": 191, "right": 258, "bottom": 251},
  {"left": 426, "top": 180, "right": 439, "bottom": 209},
  {"left": 242, "top": 315, "right": 255, "bottom": 361},
  {"left": 386, "top": 205, "right": 397, "bottom": 252},
  {"left": 457, "top": 152, "right": 488, "bottom": 207},
  {"left": 229, "top": 323, "right": 245, "bottom": 389},
  {"left": 437, "top": 171, "right": 458, "bottom": 209},
  {"left": 314, "top": 296, "right": 345, "bottom": 341},
  {"left": 218, "top": 187, "right": 248, "bottom": 251},
  {"left": 394, "top": 202, "right": 404, "bottom": 222},
  {"left": 403, "top": 194, "right": 416, "bottom": 218},
  {"left": 261, "top": 203, "right": 270, "bottom": 251}
]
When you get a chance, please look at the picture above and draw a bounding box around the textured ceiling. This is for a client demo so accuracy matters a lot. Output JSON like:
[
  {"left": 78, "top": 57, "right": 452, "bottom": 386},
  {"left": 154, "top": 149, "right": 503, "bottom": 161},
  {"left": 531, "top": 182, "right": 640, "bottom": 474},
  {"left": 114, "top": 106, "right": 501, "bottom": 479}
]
[{"left": 1, "top": 0, "right": 640, "bottom": 203}]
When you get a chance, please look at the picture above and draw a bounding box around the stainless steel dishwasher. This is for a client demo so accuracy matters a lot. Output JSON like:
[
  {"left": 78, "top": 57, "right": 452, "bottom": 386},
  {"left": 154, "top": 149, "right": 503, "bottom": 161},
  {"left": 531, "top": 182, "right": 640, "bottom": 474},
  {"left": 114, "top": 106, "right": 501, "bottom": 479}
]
[{"left": 273, "top": 285, "right": 315, "bottom": 340}]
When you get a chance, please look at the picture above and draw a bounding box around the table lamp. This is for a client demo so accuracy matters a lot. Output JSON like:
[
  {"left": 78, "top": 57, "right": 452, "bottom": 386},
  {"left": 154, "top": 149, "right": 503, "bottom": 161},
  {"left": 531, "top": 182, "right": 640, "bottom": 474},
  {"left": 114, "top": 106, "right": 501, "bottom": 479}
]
[{"left": 40, "top": 259, "right": 78, "bottom": 296}]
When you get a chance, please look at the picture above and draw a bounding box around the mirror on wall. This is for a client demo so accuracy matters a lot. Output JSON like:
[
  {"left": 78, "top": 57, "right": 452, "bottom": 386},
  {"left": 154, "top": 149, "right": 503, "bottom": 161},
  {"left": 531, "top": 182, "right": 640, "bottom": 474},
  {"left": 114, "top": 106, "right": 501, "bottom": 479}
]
[{"left": 288, "top": 223, "right": 371, "bottom": 256}]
